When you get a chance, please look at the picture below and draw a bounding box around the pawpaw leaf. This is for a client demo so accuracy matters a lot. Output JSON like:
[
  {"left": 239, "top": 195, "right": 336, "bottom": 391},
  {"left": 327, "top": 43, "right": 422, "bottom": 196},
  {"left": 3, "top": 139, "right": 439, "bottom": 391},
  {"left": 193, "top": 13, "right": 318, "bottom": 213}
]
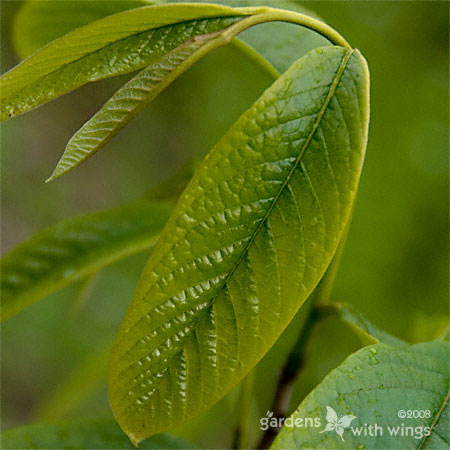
[
  {"left": 1, "top": 162, "right": 195, "bottom": 322},
  {"left": 0, "top": 199, "right": 172, "bottom": 322},
  {"left": 0, "top": 3, "right": 251, "bottom": 121},
  {"left": 108, "top": 45, "right": 370, "bottom": 444},
  {"left": 272, "top": 342, "right": 449, "bottom": 449},
  {"left": 45, "top": 29, "right": 246, "bottom": 181},
  {"left": 1, "top": 418, "right": 197, "bottom": 449}
]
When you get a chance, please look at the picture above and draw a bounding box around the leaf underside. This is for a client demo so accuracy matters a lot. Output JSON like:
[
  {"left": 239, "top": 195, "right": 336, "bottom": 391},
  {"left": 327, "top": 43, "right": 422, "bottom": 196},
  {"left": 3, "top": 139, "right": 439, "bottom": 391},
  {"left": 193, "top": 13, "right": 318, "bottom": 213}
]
[
  {"left": 108, "top": 45, "right": 370, "bottom": 444},
  {"left": 0, "top": 4, "right": 250, "bottom": 121},
  {"left": 46, "top": 28, "right": 229, "bottom": 181},
  {"left": 272, "top": 342, "right": 450, "bottom": 449}
]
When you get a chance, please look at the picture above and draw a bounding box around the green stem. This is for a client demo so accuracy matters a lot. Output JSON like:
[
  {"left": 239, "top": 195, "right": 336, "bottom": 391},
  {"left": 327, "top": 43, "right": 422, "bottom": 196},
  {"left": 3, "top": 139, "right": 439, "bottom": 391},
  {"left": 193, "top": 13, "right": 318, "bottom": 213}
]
[{"left": 228, "top": 7, "right": 351, "bottom": 49}]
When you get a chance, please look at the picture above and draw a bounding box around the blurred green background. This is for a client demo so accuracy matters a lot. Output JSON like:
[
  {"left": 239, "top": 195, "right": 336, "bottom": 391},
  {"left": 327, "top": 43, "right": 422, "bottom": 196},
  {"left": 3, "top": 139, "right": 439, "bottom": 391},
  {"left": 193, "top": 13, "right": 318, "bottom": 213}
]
[{"left": 1, "top": 1, "right": 448, "bottom": 447}]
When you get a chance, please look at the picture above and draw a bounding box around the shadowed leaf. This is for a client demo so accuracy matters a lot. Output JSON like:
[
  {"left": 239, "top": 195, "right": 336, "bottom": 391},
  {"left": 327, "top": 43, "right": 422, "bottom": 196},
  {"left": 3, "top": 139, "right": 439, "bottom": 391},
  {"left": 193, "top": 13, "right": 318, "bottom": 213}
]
[{"left": 272, "top": 342, "right": 449, "bottom": 449}]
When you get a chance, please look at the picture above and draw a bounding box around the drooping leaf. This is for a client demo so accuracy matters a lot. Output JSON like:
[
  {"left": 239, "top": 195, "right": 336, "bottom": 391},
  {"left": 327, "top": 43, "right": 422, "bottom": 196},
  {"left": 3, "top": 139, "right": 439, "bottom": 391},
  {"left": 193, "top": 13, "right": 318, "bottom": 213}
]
[
  {"left": 43, "top": 2, "right": 327, "bottom": 181},
  {"left": 173, "top": 0, "right": 329, "bottom": 72},
  {"left": 12, "top": 0, "right": 153, "bottom": 60},
  {"left": 0, "top": 199, "right": 172, "bottom": 322},
  {"left": 318, "top": 303, "right": 406, "bottom": 346},
  {"left": 12, "top": 0, "right": 325, "bottom": 73},
  {"left": 1, "top": 418, "right": 196, "bottom": 449},
  {"left": 46, "top": 33, "right": 239, "bottom": 181},
  {"left": 1, "top": 3, "right": 253, "bottom": 121},
  {"left": 108, "top": 46, "right": 370, "bottom": 444},
  {"left": 272, "top": 342, "right": 450, "bottom": 449}
]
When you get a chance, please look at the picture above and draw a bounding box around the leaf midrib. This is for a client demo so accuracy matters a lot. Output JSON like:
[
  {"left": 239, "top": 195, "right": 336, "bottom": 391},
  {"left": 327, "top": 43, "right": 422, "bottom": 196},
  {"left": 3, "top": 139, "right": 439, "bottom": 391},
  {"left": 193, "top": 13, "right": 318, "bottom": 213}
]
[
  {"left": 418, "top": 385, "right": 450, "bottom": 449},
  {"left": 116, "top": 48, "right": 353, "bottom": 404}
]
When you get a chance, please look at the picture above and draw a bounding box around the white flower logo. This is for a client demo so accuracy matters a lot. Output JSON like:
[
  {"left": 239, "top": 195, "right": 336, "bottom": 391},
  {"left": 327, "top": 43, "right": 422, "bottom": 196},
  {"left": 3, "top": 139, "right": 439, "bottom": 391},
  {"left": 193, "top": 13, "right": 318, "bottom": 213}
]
[{"left": 320, "top": 406, "right": 356, "bottom": 441}]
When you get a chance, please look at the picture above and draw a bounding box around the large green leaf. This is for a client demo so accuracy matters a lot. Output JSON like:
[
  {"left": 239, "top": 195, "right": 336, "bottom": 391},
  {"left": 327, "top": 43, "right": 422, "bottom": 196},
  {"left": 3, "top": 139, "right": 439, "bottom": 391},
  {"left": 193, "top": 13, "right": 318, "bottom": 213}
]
[
  {"left": 108, "top": 46, "right": 370, "bottom": 444},
  {"left": 0, "top": 199, "right": 172, "bottom": 322},
  {"left": 1, "top": 418, "right": 196, "bottom": 449},
  {"left": 0, "top": 3, "right": 251, "bottom": 121},
  {"left": 272, "top": 342, "right": 450, "bottom": 449}
]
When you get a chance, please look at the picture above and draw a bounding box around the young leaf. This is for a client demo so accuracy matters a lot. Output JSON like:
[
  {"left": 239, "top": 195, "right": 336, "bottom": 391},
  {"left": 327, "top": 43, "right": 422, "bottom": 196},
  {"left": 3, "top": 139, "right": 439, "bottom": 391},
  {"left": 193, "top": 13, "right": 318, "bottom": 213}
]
[
  {"left": 44, "top": 3, "right": 330, "bottom": 182},
  {"left": 1, "top": 418, "right": 196, "bottom": 449},
  {"left": 108, "top": 46, "right": 370, "bottom": 444},
  {"left": 0, "top": 199, "right": 172, "bottom": 322},
  {"left": 0, "top": 3, "right": 251, "bottom": 121},
  {"left": 46, "top": 34, "right": 234, "bottom": 181},
  {"left": 318, "top": 303, "right": 406, "bottom": 347},
  {"left": 272, "top": 342, "right": 449, "bottom": 449}
]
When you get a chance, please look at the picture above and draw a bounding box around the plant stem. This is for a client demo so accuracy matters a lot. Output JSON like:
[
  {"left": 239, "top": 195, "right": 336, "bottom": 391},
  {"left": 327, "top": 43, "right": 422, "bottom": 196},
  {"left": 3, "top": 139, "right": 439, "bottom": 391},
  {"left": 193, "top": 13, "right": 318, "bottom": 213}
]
[{"left": 228, "top": 7, "right": 352, "bottom": 49}]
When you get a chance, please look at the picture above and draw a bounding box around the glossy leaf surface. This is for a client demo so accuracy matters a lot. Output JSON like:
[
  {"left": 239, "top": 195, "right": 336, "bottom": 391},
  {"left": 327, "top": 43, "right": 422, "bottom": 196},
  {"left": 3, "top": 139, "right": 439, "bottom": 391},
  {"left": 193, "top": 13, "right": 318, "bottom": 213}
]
[
  {"left": 0, "top": 3, "right": 250, "bottom": 121},
  {"left": 46, "top": 32, "right": 235, "bottom": 181},
  {"left": 1, "top": 199, "right": 172, "bottom": 322},
  {"left": 272, "top": 342, "right": 449, "bottom": 449},
  {"left": 109, "top": 46, "right": 370, "bottom": 443},
  {"left": 12, "top": 0, "right": 324, "bottom": 73},
  {"left": 1, "top": 418, "right": 196, "bottom": 449}
]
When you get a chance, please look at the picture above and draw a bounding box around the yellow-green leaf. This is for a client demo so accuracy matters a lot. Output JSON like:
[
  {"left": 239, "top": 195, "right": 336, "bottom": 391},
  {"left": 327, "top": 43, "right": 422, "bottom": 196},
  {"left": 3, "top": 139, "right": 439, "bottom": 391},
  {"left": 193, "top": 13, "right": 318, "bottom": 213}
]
[{"left": 108, "top": 46, "right": 370, "bottom": 444}]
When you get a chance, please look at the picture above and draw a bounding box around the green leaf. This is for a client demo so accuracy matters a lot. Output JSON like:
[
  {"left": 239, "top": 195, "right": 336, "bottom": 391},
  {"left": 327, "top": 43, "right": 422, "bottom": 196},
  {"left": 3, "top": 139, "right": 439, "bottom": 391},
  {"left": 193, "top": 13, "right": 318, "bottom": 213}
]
[
  {"left": 108, "top": 46, "right": 370, "bottom": 444},
  {"left": 0, "top": 199, "right": 172, "bottom": 322},
  {"left": 1, "top": 160, "right": 196, "bottom": 322},
  {"left": 318, "top": 303, "right": 406, "bottom": 346},
  {"left": 42, "top": 2, "right": 326, "bottom": 182},
  {"left": 272, "top": 342, "right": 450, "bottom": 449},
  {"left": 174, "top": 0, "right": 329, "bottom": 73},
  {"left": 12, "top": 0, "right": 325, "bottom": 73},
  {"left": 1, "top": 3, "right": 251, "bottom": 121},
  {"left": 12, "top": 0, "right": 154, "bottom": 60},
  {"left": 46, "top": 32, "right": 240, "bottom": 181},
  {"left": 1, "top": 418, "right": 197, "bottom": 449}
]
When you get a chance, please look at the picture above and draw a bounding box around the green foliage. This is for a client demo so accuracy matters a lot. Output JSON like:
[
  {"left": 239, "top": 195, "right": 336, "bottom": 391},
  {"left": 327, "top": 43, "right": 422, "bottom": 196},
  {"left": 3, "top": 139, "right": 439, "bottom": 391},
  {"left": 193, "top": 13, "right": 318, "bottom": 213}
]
[
  {"left": 1, "top": 160, "right": 195, "bottom": 322},
  {"left": 0, "top": 199, "right": 172, "bottom": 321},
  {"left": 44, "top": 15, "right": 261, "bottom": 181},
  {"left": 1, "top": 418, "right": 196, "bottom": 449},
  {"left": 0, "top": 3, "right": 248, "bottom": 121},
  {"left": 4, "top": 2, "right": 343, "bottom": 182},
  {"left": 11, "top": 2, "right": 447, "bottom": 450},
  {"left": 272, "top": 342, "right": 450, "bottom": 449},
  {"left": 108, "top": 46, "right": 369, "bottom": 444}
]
